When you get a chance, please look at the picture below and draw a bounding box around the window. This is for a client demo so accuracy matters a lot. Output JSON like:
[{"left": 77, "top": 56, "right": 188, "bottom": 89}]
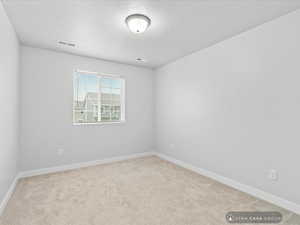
[{"left": 73, "top": 71, "right": 125, "bottom": 124}]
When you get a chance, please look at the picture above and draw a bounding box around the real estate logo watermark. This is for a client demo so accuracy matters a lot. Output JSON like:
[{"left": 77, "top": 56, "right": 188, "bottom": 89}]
[{"left": 226, "top": 211, "right": 282, "bottom": 223}]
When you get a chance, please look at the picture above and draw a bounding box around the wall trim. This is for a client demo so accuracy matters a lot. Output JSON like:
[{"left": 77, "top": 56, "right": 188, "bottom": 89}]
[
  {"left": 2, "top": 151, "right": 299, "bottom": 216},
  {"left": 19, "top": 152, "right": 155, "bottom": 178},
  {"left": 1, "top": 152, "right": 155, "bottom": 216},
  {"left": 0, "top": 174, "right": 20, "bottom": 216},
  {"left": 154, "top": 152, "right": 300, "bottom": 215}
]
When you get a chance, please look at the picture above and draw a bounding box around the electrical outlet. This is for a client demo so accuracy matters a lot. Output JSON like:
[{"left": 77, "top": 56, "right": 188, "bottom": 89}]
[
  {"left": 268, "top": 169, "right": 278, "bottom": 181},
  {"left": 57, "top": 148, "right": 64, "bottom": 155}
]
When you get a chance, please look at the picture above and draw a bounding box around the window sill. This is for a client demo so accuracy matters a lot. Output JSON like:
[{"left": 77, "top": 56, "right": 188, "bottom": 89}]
[{"left": 73, "top": 120, "right": 126, "bottom": 126}]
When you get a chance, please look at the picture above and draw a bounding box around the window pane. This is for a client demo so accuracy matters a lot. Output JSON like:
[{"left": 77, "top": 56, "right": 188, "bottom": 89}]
[
  {"left": 111, "top": 105, "right": 121, "bottom": 120},
  {"left": 73, "top": 73, "right": 99, "bottom": 123},
  {"left": 112, "top": 88, "right": 120, "bottom": 94},
  {"left": 73, "top": 73, "right": 124, "bottom": 124},
  {"left": 101, "top": 105, "right": 111, "bottom": 121},
  {"left": 111, "top": 79, "right": 121, "bottom": 89},
  {"left": 100, "top": 79, "right": 121, "bottom": 122},
  {"left": 101, "top": 87, "right": 111, "bottom": 94},
  {"left": 112, "top": 89, "right": 121, "bottom": 106},
  {"left": 74, "top": 109, "right": 87, "bottom": 123},
  {"left": 101, "top": 88, "right": 112, "bottom": 105},
  {"left": 101, "top": 78, "right": 112, "bottom": 88}
]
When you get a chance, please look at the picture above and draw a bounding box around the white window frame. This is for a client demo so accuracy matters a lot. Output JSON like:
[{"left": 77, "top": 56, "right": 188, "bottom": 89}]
[{"left": 73, "top": 70, "right": 126, "bottom": 125}]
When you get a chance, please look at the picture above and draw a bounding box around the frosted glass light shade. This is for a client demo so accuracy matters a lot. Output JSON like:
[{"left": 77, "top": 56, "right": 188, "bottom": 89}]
[{"left": 125, "top": 14, "right": 151, "bottom": 34}]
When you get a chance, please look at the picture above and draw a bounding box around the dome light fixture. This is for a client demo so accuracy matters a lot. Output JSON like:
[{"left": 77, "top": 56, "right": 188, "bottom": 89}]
[{"left": 125, "top": 14, "right": 151, "bottom": 34}]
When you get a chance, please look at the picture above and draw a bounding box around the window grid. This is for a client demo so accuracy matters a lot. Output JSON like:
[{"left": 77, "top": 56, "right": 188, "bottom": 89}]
[{"left": 73, "top": 71, "right": 125, "bottom": 124}]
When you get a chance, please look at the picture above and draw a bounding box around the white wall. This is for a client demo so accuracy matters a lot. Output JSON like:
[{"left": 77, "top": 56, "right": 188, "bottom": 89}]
[
  {"left": 0, "top": 3, "right": 20, "bottom": 203},
  {"left": 20, "top": 46, "right": 154, "bottom": 171},
  {"left": 155, "top": 9, "right": 300, "bottom": 205}
]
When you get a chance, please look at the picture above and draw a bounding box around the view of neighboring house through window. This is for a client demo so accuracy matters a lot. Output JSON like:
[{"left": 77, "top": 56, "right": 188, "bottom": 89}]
[{"left": 73, "top": 71, "right": 125, "bottom": 124}]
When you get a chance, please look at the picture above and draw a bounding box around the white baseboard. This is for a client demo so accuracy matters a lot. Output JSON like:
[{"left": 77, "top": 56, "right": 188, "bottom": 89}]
[
  {"left": 0, "top": 152, "right": 155, "bottom": 216},
  {"left": 19, "top": 151, "right": 155, "bottom": 178},
  {"left": 2, "top": 151, "right": 299, "bottom": 217},
  {"left": 0, "top": 174, "right": 20, "bottom": 216},
  {"left": 154, "top": 152, "right": 300, "bottom": 215},
  {"left": 1, "top": 152, "right": 155, "bottom": 216}
]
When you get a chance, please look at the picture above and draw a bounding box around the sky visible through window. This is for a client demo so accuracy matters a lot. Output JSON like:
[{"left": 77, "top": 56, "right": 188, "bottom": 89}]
[{"left": 74, "top": 73, "right": 121, "bottom": 102}]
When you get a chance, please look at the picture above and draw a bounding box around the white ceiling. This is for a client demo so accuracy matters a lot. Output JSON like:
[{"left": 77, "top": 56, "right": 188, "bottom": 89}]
[{"left": 3, "top": 0, "right": 300, "bottom": 68}]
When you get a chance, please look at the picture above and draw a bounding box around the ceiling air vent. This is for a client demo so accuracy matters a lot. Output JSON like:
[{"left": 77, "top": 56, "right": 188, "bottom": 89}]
[{"left": 58, "top": 41, "right": 76, "bottom": 47}]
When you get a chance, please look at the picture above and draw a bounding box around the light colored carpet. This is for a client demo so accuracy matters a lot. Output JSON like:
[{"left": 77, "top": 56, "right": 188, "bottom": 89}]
[{"left": 0, "top": 156, "right": 299, "bottom": 225}]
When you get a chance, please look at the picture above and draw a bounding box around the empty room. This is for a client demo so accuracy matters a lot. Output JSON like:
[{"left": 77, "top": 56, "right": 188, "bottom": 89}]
[{"left": 1, "top": 0, "right": 300, "bottom": 224}]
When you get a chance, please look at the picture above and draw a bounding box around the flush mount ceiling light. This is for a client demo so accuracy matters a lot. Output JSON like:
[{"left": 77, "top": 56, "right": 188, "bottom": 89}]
[{"left": 125, "top": 14, "right": 151, "bottom": 34}]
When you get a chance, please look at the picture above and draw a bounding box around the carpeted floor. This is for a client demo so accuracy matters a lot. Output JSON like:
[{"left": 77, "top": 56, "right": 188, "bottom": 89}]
[{"left": 0, "top": 156, "right": 299, "bottom": 225}]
